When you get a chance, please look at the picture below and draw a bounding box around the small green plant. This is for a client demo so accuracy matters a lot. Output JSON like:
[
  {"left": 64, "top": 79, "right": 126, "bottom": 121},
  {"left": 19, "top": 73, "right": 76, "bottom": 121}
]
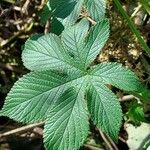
[{"left": 0, "top": 0, "right": 148, "bottom": 150}]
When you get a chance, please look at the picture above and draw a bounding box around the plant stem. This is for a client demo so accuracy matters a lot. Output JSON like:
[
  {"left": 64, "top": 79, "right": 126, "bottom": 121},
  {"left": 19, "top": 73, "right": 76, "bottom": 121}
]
[{"left": 113, "top": 0, "right": 150, "bottom": 56}]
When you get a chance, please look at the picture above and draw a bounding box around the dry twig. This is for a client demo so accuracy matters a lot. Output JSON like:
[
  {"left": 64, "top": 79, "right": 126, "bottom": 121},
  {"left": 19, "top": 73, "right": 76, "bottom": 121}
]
[
  {"left": 0, "top": 18, "right": 33, "bottom": 48},
  {"left": 131, "top": 4, "right": 142, "bottom": 18},
  {"left": 120, "top": 95, "right": 135, "bottom": 102},
  {"left": 44, "top": 19, "right": 51, "bottom": 34},
  {"left": 80, "top": 13, "right": 96, "bottom": 25},
  {"left": 99, "top": 129, "right": 114, "bottom": 150},
  {"left": 0, "top": 122, "right": 44, "bottom": 138},
  {"left": 106, "top": 135, "right": 119, "bottom": 150},
  {"left": 21, "top": 0, "right": 30, "bottom": 15},
  {"left": 0, "top": 63, "right": 26, "bottom": 74},
  {"left": 84, "top": 144, "right": 104, "bottom": 150}
]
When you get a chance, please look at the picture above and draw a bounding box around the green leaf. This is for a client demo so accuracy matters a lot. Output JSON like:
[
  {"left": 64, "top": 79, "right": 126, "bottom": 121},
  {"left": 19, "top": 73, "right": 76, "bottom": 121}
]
[
  {"left": 87, "top": 82, "right": 122, "bottom": 140},
  {"left": 51, "top": 18, "right": 64, "bottom": 35},
  {"left": 39, "top": 1, "right": 51, "bottom": 25},
  {"left": 22, "top": 33, "right": 64, "bottom": 71},
  {"left": 136, "top": 88, "right": 150, "bottom": 102},
  {"left": 0, "top": 70, "right": 85, "bottom": 123},
  {"left": 59, "top": 0, "right": 84, "bottom": 27},
  {"left": 127, "top": 102, "right": 146, "bottom": 124},
  {"left": 40, "top": 0, "right": 84, "bottom": 32},
  {"left": 44, "top": 87, "right": 89, "bottom": 150},
  {"left": 22, "top": 33, "right": 82, "bottom": 71},
  {"left": 1, "top": 13, "right": 146, "bottom": 150},
  {"left": 84, "top": 0, "right": 106, "bottom": 21},
  {"left": 49, "top": 0, "right": 77, "bottom": 19},
  {"left": 90, "top": 62, "right": 143, "bottom": 91},
  {"left": 82, "top": 19, "right": 109, "bottom": 67},
  {"left": 61, "top": 19, "right": 89, "bottom": 63}
]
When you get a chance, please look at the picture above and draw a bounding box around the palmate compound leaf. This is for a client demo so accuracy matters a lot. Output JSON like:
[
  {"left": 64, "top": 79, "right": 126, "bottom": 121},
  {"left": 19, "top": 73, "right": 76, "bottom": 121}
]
[
  {"left": 0, "top": 70, "right": 89, "bottom": 150},
  {"left": 44, "top": 87, "right": 89, "bottom": 150},
  {"left": 0, "top": 16, "right": 145, "bottom": 150}
]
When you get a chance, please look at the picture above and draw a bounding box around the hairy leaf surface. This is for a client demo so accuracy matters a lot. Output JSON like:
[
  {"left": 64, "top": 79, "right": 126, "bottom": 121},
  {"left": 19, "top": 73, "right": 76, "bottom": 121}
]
[
  {"left": 44, "top": 87, "right": 89, "bottom": 150},
  {"left": 87, "top": 82, "right": 122, "bottom": 140},
  {"left": 90, "top": 62, "right": 143, "bottom": 91},
  {"left": 22, "top": 33, "right": 83, "bottom": 71},
  {"left": 1, "top": 16, "right": 145, "bottom": 150},
  {"left": 61, "top": 19, "right": 89, "bottom": 64},
  {"left": 1, "top": 70, "right": 85, "bottom": 123},
  {"left": 82, "top": 19, "right": 109, "bottom": 66}
]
